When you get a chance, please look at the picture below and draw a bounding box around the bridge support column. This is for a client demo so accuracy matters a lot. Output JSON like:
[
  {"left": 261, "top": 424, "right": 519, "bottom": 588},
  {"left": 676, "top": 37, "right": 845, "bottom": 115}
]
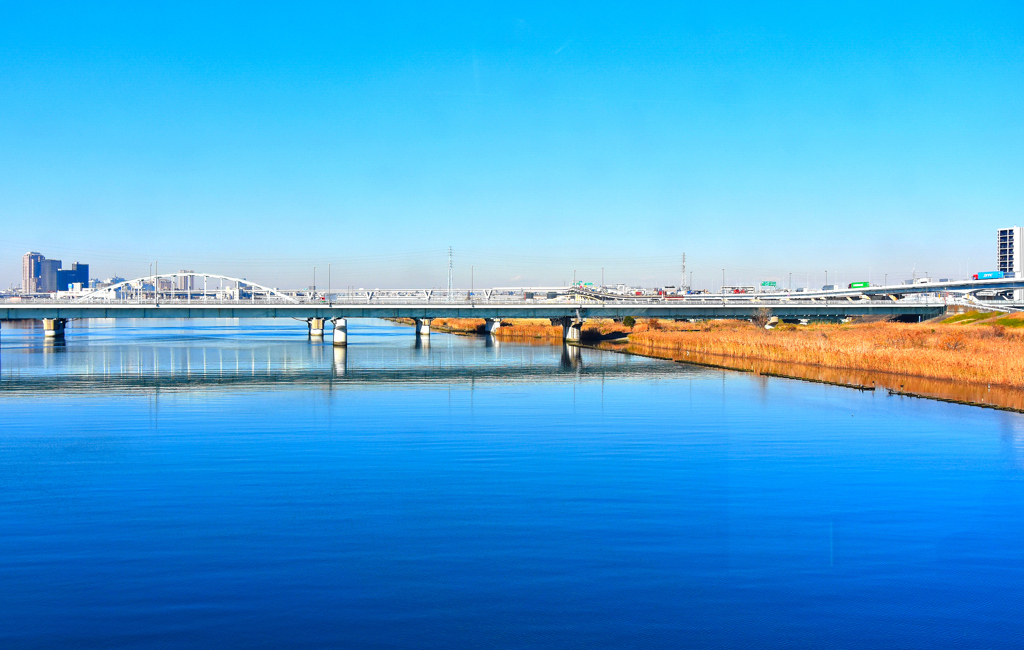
[
  {"left": 332, "top": 318, "right": 348, "bottom": 346},
  {"left": 415, "top": 318, "right": 431, "bottom": 337},
  {"left": 484, "top": 318, "right": 502, "bottom": 335},
  {"left": 43, "top": 318, "right": 66, "bottom": 340},
  {"left": 308, "top": 317, "right": 326, "bottom": 338},
  {"left": 552, "top": 317, "right": 583, "bottom": 344}
]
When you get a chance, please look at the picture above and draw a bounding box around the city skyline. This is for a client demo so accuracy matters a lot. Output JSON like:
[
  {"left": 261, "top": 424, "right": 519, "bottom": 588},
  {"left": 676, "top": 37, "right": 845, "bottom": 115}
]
[{"left": 1, "top": 3, "right": 1022, "bottom": 289}]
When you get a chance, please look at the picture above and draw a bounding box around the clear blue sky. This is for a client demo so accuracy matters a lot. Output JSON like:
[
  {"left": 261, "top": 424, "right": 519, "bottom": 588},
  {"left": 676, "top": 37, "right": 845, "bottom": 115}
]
[{"left": 1, "top": 2, "right": 1022, "bottom": 290}]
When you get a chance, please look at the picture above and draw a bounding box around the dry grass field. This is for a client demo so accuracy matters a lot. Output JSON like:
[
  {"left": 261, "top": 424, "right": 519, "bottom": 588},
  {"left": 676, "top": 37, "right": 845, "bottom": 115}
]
[
  {"left": 626, "top": 313, "right": 1024, "bottom": 388},
  {"left": 407, "top": 311, "right": 1024, "bottom": 389}
]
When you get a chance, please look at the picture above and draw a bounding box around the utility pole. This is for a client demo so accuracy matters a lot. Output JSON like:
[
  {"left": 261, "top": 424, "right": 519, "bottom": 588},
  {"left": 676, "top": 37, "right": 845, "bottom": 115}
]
[
  {"left": 471, "top": 265, "right": 474, "bottom": 303},
  {"left": 313, "top": 267, "right": 316, "bottom": 301},
  {"left": 328, "top": 263, "right": 331, "bottom": 306},
  {"left": 601, "top": 267, "right": 604, "bottom": 289},
  {"left": 447, "top": 246, "right": 453, "bottom": 303}
]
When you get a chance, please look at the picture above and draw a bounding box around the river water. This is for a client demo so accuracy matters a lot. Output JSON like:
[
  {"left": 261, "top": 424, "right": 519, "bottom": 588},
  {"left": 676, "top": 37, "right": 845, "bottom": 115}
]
[{"left": 2, "top": 319, "right": 1024, "bottom": 648}]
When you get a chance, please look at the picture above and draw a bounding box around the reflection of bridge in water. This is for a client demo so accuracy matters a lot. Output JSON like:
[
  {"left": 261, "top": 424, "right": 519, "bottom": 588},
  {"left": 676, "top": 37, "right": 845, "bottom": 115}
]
[{"left": 0, "top": 335, "right": 700, "bottom": 395}]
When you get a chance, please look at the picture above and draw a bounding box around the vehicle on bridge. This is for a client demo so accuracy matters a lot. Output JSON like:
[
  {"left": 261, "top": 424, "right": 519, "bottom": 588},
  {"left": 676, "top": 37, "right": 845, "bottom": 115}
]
[
  {"left": 974, "top": 271, "right": 1004, "bottom": 280},
  {"left": 848, "top": 282, "right": 870, "bottom": 289}
]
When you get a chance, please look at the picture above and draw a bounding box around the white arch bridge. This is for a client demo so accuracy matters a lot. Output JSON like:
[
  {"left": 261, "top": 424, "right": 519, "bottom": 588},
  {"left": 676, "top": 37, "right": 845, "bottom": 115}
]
[
  {"left": 73, "top": 272, "right": 298, "bottom": 304},
  {"left": 4, "top": 271, "right": 1024, "bottom": 345}
]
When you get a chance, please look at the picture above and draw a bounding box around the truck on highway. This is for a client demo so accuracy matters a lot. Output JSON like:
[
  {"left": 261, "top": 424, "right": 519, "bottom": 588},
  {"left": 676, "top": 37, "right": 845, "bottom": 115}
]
[
  {"left": 848, "top": 281, "right": 870, "bottom": 289},
  {"left": 973, "top": 271, "right": 1004, "bottom": 280}
]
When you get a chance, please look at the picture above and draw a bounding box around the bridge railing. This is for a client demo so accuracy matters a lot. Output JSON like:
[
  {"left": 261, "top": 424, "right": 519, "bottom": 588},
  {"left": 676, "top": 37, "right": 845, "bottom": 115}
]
[{"left": 0, "top": 295, "right": 952, "bottom": 308}]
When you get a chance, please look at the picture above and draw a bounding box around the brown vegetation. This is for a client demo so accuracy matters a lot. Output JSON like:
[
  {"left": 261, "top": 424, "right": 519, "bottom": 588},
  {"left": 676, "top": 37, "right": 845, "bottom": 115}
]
[
  {"left": 429, "top": 318, "right": 634, "bottom": 340},
  {"left": 430, "top": 318, "right": 563, "bottom": 338},
  {"left": 401, "top": 310, "right": 1024, "bottom": 391},
  {"left": 627, "top": 316, "right": 1024, "bottom": 389}
]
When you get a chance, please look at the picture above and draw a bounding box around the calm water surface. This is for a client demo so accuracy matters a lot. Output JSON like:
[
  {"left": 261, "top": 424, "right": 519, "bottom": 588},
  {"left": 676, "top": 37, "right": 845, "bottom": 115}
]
[{"left": 2, "top": 319, "right": 1024, "bottom": 648}]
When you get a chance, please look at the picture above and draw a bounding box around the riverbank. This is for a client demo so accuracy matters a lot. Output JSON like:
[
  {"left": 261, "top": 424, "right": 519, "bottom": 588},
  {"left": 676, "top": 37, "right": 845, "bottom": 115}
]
[
  {"left": 423, "top": 317, "right": 631, "bottom": 340},
  {"left": 621, "top": 313, "right": 1024, "bottom": 388},
  {"left": 423, "top": 313, "right": 1024, "bottom": 410}
]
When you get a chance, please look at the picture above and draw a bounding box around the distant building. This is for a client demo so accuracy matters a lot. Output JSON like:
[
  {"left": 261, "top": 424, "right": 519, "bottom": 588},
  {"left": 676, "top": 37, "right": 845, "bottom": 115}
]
[
  {"left": 21, "top": 252, "right": 43, "bottom": 293},
  {"left": 38, "top": 259, "right": 62, "bottom": 293},
  {"left": 19, "top": 252, "right": 93, "bottom": 294},
  {"left": 56, "top": 262, "right": 89, "bottom": 291},
  {"left": 998, "top": 227, "right": 1024, "bottom": 301},
  {"left": 998, "top": 227, "right": 1023, "bottom": 276},
  {"left": 178, "top": 271, "right": 195, "bottom": 291}
]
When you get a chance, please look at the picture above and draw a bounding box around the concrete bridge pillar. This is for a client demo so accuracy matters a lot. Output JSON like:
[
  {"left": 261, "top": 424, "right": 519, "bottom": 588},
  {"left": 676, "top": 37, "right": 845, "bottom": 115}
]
[
  {"left": 43, "top": 318, "right": 66, "bottom": 339},
  {"left": 415, "top": 318, "right": 432, "bottom": 337},
  {"left": 332, "top": 318, "right": 348, "bottom": 346},
  {"left": 551, "top": 317, "right": 583, "bottom": 344},
  {"left": 566, "top": 321, "right": 583, "bottom": 343},
  {"left": 308, "top": 317, "right": 326, "bottom": 337},
  {"left": 484, "top": 318, "right": 502, "bottom": 335}
]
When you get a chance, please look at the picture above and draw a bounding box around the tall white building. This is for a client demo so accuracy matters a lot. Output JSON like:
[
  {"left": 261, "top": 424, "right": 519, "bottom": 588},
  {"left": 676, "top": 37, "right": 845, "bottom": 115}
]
[
  {"left": 21, "top": 251, "right": 43, "bottom": 293},
  {"left": 998, "top": 227, "right": 1023, "bottom": 276},
  {"left": 997, "top": 227, "right": 1024, "bottom": 301}
]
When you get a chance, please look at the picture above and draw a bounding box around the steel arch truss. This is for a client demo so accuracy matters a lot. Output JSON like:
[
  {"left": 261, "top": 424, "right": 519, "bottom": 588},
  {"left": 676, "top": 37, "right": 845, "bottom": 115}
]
[{"left": 74, "top": 272, "right": 298, "bottom": 304}]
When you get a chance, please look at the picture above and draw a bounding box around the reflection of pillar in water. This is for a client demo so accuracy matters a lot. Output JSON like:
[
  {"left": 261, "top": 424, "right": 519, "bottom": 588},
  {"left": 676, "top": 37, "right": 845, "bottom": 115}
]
[
  {"left": 333, "top": 346, "right": 347, "bottom": 376},
  {"left": 415, "top": 333, "right": 430, "bottom": 349},
  {"left": 42, "top": 338, "right": 67, "bottom": 352},
  {"left": 560, "top": 343, "right": 582, "bottom": 369},
  {"left": 310, "top": 341, "right": 325, "bottom": 364}
]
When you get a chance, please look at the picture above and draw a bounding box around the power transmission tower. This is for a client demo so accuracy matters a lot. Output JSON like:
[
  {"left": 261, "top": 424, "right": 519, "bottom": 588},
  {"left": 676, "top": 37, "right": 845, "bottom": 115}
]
[
  {"left": 447, "top": 247, "right": 453, "bottom": 302},
  {"left": 681, "top": 253, "right": 687, "bottom": 291}
]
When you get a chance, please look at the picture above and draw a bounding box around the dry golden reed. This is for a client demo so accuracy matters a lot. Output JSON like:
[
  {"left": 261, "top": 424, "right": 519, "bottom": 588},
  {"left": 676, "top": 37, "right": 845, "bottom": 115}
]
[{"left": 628, "top": 319, "right": 1024, "bottom": 388}]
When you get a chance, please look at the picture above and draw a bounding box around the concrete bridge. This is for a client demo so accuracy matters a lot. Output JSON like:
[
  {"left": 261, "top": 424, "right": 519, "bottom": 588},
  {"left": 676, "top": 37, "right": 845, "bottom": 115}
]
[{"left": 2, "top": 271, "right": 1021, "bottom": 345}]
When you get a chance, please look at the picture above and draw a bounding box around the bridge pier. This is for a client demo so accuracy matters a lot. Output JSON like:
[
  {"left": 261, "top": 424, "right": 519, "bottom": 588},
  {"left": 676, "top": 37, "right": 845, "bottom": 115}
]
[
  {"left": 43, "top": 318, "right": 66, "bottom": 340},
  {"left": 414, "top": 318, "right": 431, "bottom": 337},
  {"left": 308, "top": 317, "right": 326, "bottom": 338},
  {"left": 332, "top": 318, "right": 348, "bottom": 346},
  {"left": 484, "top": 318, "right": 502, "bottom": 335},
  {"left": 552, "top": 317, "right": 583, "bottom": 344}
]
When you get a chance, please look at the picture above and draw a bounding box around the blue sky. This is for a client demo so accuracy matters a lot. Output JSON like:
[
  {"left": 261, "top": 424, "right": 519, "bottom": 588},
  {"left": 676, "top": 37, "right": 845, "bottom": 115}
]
[{"left": 1, "top": 2, "right": 1022, "bottom": 290}]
